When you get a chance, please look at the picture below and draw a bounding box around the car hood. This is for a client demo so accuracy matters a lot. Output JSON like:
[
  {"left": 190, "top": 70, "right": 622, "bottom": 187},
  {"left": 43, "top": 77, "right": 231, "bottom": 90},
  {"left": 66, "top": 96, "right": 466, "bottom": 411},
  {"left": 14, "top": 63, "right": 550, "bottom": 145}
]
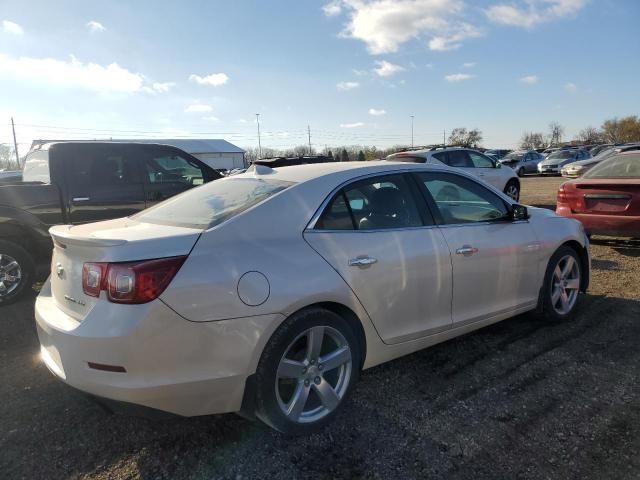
[
  {"left": 565, "top": 158, "right": 598, "bottom": 168},
  {"left": 540, "top": 157, "right": 573, "bottom": 166}
]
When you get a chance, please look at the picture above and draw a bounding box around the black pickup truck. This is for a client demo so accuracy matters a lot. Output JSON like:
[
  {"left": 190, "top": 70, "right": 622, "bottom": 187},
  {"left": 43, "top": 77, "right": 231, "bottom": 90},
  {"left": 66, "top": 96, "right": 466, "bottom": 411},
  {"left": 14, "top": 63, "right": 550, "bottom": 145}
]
[{"left": 0, "top": 142, "right": 221, "bottom": 304}]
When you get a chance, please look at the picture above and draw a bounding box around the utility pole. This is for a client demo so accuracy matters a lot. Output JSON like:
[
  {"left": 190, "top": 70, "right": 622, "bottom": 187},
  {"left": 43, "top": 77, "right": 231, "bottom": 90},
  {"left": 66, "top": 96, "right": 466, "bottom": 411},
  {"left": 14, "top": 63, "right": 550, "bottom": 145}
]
[
  {"left": 255, "top": 113, "right": 262, "bottom": 159},
  {"left": 11, "top": 117, "right": 19, "bottom": 169},
  {"left": 410, "top": 115, "right": 414, "bottom": 148},
  {"left": 443, "top": 128, "right": 446, "bottom": 147},
  {"left": 307, "top": 125, "right": 312, "bottom": 155}
]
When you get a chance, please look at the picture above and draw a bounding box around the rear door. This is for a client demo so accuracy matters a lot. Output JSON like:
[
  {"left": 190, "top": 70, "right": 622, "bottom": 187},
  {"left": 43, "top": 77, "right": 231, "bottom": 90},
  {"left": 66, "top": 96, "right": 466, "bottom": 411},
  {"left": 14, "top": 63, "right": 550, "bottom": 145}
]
[
  {"left": 141, "top": 147, "right": 213, "bottom": 207},
  {"left": 65, "top": 145, "right": 146, "bottom": 224},
  {"left": 304, "top": 172, "right": 453, "bottom": 344},
  {"left": 414, "top": 171, "right": 540, "bottom": 324}
]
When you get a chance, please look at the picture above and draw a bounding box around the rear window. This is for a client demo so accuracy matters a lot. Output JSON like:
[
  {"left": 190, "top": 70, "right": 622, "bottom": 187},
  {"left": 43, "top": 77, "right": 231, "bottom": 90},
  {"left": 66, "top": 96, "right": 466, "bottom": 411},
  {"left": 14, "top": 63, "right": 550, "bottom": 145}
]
[
  {"left": 133, "top": 177, "right": 294, "bottom": 228},
  {"left": 22, "top": 150, "right": 50, "bottom": 183},
  {"left": 583, "top": 153, "right": 640, "bottom": 179}
]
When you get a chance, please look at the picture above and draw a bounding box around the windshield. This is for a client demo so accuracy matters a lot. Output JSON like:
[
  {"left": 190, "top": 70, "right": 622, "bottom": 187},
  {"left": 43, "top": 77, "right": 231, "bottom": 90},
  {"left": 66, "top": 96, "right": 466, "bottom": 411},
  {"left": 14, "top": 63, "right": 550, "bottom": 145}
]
[
  {"left": 503, "top": 152, "right": 524, "bottom": 161},
  {"left": 583, "top": 153, "right": 640, "bottom": 178},
  {"left": 548, "top": 151, "right": 574, "bottom": 160},
  {"left": 133, "top": 177, "right": 294, "bottom": 228}
]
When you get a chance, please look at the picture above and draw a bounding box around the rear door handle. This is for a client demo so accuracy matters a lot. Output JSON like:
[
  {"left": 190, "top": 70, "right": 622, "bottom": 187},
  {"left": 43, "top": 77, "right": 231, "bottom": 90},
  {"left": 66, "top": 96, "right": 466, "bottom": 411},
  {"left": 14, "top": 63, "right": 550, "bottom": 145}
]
[
  {"left": 455, "top": 246, "right": 479, "bottom": 256},
  {"left": 349, "top": 256, "right": 378, "bottom": 267},
  {"left": 72, "top": 197, "right": 90, "bottom": 202}
]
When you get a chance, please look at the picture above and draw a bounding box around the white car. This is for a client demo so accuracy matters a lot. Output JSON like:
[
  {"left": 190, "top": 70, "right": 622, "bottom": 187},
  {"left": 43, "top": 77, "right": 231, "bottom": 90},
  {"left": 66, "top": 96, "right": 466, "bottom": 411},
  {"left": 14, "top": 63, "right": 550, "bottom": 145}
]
[
  {"left": 386, "top": 147, "right": 521, "bottom": 201},
  {"left": 35, "top": 161, "right": 589, "bottom": 434}
]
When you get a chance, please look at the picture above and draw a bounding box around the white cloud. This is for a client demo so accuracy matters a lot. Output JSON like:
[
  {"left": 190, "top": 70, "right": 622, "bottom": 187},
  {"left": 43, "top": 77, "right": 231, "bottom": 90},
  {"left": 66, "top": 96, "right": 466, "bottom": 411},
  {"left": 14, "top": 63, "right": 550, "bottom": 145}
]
[
  {"left": 323, "top": 0, "right": 342, "bottom": 16},
  {"left": 340, "top": 122, "right": 365, "bottom": 128},
  {"left": 352, "top": 68, "right": 369, "bottom": 76},
  {"left": 336, "top": 80, "right": 360, "bottom": 90},
  {"left": 425, "top": 63, "right": 434, "bottom": 68},
  {"left": 142, "top": 82, "right": 175, "bottom": 94},
  {"left": 2, "top": 20, "right": 23, "bottom": 35},
  {"left": 368, "top": 108, "right": 386, "bottom": 116},
  {"left": 185, "top": 104, "right": 213, "bottom": 113},
  {"left": 0, "top": 53, "right": 159, "bottom": 93},
  {"left": 486, "top": 0, "right": 586, "bottom": 28},
  {"left": 373, "top": 60, "right": 404, "bottom": 77},
  {"left": 86, "top": 21, "right": 105, "bottom": 32},
  {"left": 565, "top": 82, "right": 577, "bottom": 92},
  {"left": 237, "top": 118, "right": 248, "bottom": 124},
  {"left": 189, "top": 73, "right": 229, "bottom": 86},
  {"left": 462, "top": 62, "right": 476, "bottom": 68},
  {"left": 445, "top": 73, "right": 475, "bottom": 82},
  {"left": 519, "top": 75, "right": 538, "bottom": 84},
  {"left": 324, "top": 0, "right": 482, "bottom": 54},
  {"left": 203, "top": 115, "right": 220, "bottom": 122}
]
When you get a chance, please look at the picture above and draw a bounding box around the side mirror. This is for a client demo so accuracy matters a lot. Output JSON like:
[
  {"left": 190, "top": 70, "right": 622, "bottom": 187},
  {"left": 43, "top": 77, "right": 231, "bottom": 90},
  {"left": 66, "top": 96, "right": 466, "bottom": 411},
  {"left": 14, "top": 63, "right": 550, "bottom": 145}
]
[
  {"left": 495, "top": 161, "right": 501, "bottom": 169},
  {"left": 511, "top": 204, "right": 528, "bottom": 221}
]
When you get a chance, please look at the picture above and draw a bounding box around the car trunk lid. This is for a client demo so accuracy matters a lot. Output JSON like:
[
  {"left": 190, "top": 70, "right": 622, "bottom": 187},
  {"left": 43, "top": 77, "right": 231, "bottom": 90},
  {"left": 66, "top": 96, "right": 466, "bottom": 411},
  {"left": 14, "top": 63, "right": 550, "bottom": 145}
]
[
  {"left": 564, "top": 179, "right": 640, "bottom": 215},
  {"left": 48, "top": 217, "right": 202, "bottom": 320}
]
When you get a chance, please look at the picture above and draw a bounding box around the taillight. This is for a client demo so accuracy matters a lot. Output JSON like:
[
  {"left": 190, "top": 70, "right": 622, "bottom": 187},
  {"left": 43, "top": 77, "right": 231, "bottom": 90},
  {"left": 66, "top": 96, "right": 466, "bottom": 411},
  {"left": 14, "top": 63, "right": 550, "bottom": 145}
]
[
  {"left": 557, "top": 183, "right": 568, "bottom": 204},
  {"left": 82, "top": 256, "right": 186, "bottom": 304}
]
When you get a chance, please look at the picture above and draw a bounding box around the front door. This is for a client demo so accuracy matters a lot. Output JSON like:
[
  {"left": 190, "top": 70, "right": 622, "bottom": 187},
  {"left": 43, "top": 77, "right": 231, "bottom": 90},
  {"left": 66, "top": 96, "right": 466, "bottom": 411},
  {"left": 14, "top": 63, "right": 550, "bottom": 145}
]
[
  {"left": 66, "top": 145, "right": 146, "bottom": 224},
  {"left": 414, "top": 171, "right": 540, "bottom": 325},
  {"left": 304, "top": 173, "right": 453, "bottom": 344}
]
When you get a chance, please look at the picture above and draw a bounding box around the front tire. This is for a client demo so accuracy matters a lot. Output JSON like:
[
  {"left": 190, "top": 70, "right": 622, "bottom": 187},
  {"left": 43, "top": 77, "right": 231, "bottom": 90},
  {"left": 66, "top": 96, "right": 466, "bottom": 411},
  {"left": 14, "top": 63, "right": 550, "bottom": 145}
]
[
  {"left": 504, "top": 179, "right": 520, "bottom": 201},
  {"left": 517, "top": 167, "right": 525, "bottom": 177},
  {"left": 254, "top": 307, "right": 361, "bottom": 435},
  {"left": 0, "top": 240, "right": 34, "bottom": 306},
  {"left": 541, "top": 246, "right": 582, "bottom": 321}
]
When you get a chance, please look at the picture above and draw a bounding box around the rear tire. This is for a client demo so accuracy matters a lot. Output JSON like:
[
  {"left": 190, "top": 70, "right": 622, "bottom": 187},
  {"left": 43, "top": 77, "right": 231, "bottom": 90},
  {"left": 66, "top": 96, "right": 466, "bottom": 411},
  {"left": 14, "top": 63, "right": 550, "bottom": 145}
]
[
  {"left": 504, "top": 179, "right": 520, "bottom": 201},
  {"left": 0, "top": 240, "right": 34, "bottom": 306},
  {"left": 541, "top": 246, "right": 582, "bottom": 321},
  {"left": 254, "top": 307, "right": 361, "bottom": 435}
]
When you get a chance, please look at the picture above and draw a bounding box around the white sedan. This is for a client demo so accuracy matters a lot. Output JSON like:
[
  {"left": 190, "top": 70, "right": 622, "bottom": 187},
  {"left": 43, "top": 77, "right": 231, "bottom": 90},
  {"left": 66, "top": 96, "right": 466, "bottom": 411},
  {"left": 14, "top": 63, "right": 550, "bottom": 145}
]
[{"left": 35, "top": 161, "right": 590, "bottom": 434}]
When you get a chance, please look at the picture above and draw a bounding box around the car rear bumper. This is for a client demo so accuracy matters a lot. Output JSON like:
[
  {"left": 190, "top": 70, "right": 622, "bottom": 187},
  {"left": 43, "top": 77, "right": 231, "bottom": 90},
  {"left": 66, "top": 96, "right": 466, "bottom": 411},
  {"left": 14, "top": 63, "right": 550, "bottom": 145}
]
[
  {"left": 555, "top": 208, "right": 640, "bottom": 236},
  {"left": 35, "top": 279, "right": 284, "bottom": 416}
]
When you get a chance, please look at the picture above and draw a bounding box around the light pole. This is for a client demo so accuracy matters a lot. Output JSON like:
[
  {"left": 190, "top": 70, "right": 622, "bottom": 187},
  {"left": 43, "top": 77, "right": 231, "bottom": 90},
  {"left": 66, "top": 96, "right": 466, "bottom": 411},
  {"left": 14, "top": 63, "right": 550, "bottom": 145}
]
[
  {"left": 410, "top": 115, "right": 414, "bottom": 148},
  {"left": 256, "top": 113, "right": 262, "bottom": 159}
]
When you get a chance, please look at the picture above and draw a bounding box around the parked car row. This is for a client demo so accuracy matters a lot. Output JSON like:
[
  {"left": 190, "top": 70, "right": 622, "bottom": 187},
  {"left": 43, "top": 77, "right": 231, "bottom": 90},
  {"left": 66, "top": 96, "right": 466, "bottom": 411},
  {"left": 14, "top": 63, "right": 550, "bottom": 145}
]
[{"left": 561, "top": 143, "right": 640, "bottom": 178}]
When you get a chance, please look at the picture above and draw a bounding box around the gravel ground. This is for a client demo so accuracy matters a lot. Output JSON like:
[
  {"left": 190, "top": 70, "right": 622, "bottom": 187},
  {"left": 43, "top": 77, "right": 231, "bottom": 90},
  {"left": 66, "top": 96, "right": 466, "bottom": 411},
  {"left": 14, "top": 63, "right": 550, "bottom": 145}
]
[{"left": 1, "top": 176, "right": 639, "bottom": 480}]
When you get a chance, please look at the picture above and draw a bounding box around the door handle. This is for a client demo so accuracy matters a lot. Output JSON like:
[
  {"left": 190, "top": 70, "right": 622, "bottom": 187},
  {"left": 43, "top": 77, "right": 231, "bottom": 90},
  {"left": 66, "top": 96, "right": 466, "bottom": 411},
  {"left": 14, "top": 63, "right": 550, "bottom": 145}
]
[
  {"left": 455, "top": 246, "right": 479, "bottom": 256},
  {"left": 72, "top": 197, "right": 90, "bottom": 202},
  {"left": 349, "top": 256, "right": 378, "bottom": 267}
]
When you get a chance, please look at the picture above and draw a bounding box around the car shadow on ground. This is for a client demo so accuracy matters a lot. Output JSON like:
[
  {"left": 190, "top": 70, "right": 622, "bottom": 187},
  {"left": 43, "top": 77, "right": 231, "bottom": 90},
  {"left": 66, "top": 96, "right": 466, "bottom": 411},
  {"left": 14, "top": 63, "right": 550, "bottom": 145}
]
[
  {"left": 590, "top": 237, "right": 640, "bottom": 257},
  {"left": 2, "top": 292, "right": 640, "bottom": 479}
]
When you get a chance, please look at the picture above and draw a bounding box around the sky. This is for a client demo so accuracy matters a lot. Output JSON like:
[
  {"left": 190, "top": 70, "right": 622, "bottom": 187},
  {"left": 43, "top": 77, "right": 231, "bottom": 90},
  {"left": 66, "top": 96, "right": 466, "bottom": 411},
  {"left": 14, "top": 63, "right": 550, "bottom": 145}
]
[{"left": 1, "top": 0, "right": 639, "bottom": 153}]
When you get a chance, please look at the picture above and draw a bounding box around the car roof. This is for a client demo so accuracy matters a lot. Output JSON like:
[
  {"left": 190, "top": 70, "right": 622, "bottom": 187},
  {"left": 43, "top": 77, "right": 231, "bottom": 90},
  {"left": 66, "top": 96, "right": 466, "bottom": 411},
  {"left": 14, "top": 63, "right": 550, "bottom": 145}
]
[{"left": 236, "top": 160, "right": 448, "bottom": 184}]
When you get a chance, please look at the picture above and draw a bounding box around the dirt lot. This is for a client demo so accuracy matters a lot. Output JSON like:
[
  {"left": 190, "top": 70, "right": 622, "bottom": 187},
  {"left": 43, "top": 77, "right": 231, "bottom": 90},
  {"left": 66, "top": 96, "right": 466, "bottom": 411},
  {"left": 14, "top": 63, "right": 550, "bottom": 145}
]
[{"left": 1, "top": 176, "right": 639, "bottom": 480}]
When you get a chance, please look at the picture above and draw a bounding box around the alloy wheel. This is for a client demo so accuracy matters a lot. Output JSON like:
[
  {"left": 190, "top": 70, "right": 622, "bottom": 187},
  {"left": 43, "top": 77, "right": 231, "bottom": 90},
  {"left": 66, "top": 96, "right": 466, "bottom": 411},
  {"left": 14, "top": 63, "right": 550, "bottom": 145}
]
[
  {"left": 275, "top": 326, "right": 352, "bottom": 424},
  {"left": 0, "top": 254, "right": 22, "bottom": 298},
  {"left": 505, "top": 183, "right": 520, "bottom": 201},
  {"left": 550, "top": 254, "right": 580, "bottom": 315}
]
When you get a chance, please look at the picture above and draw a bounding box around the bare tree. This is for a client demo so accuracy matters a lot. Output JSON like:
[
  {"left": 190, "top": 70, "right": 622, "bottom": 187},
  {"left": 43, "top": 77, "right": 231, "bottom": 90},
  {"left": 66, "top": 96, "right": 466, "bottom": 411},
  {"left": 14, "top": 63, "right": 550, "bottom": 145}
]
[
  {"left": 519, "top": 131, "right": 545, "bottom": 150},
  {"left": 448, "top": 128, "right": 483, "bottom": 148},
  {"left": 601, "top": 116, "right": 640, "bottom": 143},
  {"left": 548, "top": 122, "right": 565, "bottom": 147},
  {"left": 577, "top": 126, "right": 604, "bottom": 144},
  {"left": 0, "top": 144, "right": 16, "bottom": 170}
]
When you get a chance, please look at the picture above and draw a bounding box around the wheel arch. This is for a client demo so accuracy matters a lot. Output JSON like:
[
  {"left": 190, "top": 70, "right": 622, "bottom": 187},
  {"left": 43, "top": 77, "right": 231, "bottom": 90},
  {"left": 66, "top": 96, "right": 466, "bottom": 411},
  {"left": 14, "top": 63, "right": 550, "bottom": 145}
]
[{"left": 560, "top": 240, "right": 590, "bottom": 292}]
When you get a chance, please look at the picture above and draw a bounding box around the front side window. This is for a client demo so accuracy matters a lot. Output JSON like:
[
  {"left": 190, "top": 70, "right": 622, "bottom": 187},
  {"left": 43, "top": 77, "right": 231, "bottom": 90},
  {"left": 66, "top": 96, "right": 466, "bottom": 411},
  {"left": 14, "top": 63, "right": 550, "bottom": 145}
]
[
  {"left": 316, "top": 174, "right": 424, "bottom": 231},
  {"left": 134, "top": 177, "right": 293, "bottom": 229},
  {"left": 417, "top": 172, "right": 509, "bottom": 224},
  {"left": 468, "top": 151, "right": 494, "bottom": 168},
  {"left": 145, "top": 151, "right": 206, "bottom": 186}
]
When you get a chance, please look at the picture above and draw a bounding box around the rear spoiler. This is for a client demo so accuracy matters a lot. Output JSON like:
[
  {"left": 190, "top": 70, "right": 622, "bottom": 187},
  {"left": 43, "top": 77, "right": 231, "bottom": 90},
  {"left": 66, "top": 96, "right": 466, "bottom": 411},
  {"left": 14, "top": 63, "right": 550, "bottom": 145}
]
[{"left": 49, "top": 225, "right": 127, "bottom": 248}]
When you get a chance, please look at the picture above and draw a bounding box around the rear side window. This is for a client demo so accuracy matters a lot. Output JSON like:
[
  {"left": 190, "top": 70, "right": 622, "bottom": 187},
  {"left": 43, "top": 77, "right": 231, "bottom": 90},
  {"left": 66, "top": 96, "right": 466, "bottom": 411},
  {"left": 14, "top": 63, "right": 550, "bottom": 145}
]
[
  {"left": 133, "top": 177, "right": 293, "bottom": 229},
  {"left": 67, "top": 147, "right": 139, "bottom": 185},
  {"left": 446, "top": 150, "right": 473, "bottom": 168},
  {"left": 316, "top": 174, "right": 425, "bottom": 231},
  {"left": 388, "top": 155, "right": 426, "bottom": 163},
  {"left": 22, "top": 150, "right": 50, "bottom": 183}
]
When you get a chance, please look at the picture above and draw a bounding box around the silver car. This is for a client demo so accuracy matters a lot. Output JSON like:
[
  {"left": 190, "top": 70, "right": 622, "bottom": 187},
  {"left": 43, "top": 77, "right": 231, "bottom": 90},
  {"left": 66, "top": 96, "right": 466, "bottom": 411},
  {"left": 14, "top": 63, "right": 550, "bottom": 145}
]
[
  {"left": 499, "top": 150, "right": 545, "bottom": 177},
  {"left": 538, "top": 149, "right": 591, "bottom": 175},
  {"left": 35, "top": 161, "right": 589, "bottom": 434}
]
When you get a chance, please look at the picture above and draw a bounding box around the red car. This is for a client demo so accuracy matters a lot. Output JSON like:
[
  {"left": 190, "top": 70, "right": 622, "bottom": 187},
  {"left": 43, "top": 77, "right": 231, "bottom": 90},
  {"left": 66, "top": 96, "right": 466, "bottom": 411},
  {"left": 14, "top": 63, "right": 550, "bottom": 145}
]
[{"left": 556, "top": 152, "right": 640, "bottom": 237}]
